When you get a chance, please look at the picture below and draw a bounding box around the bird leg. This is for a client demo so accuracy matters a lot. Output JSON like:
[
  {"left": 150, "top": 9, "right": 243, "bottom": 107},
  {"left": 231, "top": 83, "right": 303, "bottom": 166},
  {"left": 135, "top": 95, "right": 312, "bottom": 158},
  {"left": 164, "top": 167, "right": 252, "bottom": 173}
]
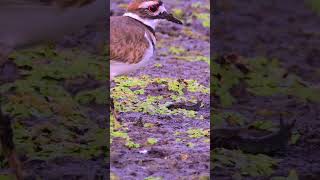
[
  {"left": 110, "top": 97, "right": 121, "bottom": 123},
  {"left": 0, "top": 102, "right": 23, "bottom": 180}
]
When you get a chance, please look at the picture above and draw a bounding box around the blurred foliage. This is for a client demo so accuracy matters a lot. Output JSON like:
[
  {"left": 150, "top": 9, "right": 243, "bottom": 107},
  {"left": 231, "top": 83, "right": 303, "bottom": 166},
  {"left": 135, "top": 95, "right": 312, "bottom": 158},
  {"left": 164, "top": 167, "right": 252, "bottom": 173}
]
[
  {"left": 0, "top": 45, "right": 107, "bottom": 163},
  {"left": 211, "top": 55, "right": 317, "bottom": 178},
  {"left": 212, "top": 111, "right": 246, "bottom": 127},
  {"left": 308, "top": 0, "right": 320, "bottom": 14},
  {"left": 213, "top": 148, "right": 280, "bottom": 177},
  {"left": 270, "top": 169, "right": 299, "bottom": 180},
  {"left": 212, "top": 56, "right": 320, "bottom": 108}
]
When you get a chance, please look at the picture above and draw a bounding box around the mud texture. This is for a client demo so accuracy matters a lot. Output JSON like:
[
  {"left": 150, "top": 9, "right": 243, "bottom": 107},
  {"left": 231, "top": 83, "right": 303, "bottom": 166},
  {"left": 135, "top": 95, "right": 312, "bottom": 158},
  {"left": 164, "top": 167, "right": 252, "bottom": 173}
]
[{"left": 110, "top": 0, "right": 210, "bottom": 179}]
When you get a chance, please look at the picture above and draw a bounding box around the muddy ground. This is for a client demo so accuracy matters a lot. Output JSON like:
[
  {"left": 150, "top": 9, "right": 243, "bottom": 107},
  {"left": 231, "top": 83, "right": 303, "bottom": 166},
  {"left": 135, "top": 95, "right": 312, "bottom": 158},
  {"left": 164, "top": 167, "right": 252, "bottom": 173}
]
[
  {"left": 213, "top": 0, "right": 320, "bottom": 179},
  {"left": 110, "top": 0, "right": 210, "bottom": 179}
]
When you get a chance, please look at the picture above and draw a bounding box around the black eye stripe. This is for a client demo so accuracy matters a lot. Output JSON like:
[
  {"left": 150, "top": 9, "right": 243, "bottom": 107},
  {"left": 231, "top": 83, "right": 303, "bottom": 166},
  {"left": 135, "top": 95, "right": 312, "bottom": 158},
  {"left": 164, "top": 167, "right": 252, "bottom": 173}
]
[
  {"left": 153, "top": 4, "right": 160, "bottom": 8},
  {"left": 148, "top": 4, "right": 159, "bottom": 12}
]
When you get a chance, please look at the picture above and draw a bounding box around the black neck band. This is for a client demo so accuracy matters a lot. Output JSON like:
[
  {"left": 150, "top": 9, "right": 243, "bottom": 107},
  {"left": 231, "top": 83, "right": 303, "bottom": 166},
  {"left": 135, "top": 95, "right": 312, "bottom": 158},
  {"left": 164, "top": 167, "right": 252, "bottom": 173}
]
[{"left": 127, "top": 16, "right": 156, "bottom": 37}]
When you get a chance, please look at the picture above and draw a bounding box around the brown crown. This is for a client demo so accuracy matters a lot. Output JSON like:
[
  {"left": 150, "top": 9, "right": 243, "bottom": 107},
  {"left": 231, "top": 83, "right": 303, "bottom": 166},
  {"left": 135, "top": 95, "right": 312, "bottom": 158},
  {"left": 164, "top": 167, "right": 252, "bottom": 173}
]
[{"left": 127, "top": 0, "right": 160, "bottom": 11}]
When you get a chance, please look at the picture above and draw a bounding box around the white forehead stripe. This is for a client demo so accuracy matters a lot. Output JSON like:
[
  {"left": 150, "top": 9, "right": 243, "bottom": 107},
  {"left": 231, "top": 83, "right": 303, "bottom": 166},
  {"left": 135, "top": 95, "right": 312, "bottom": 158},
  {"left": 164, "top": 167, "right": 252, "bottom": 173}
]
[
  {"left": 138, "top": 1, "right": 158, "bottom": 8},
  {"left": 158, "top": 5, "right": 166, "bottom": 12}
]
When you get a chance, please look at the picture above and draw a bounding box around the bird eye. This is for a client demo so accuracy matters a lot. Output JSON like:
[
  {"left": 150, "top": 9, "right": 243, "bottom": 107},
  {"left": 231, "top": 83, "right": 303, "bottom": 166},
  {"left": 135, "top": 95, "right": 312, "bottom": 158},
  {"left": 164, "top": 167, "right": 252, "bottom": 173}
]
[{"left": 148, "top": 5, "right": 158, "bottom": 13}]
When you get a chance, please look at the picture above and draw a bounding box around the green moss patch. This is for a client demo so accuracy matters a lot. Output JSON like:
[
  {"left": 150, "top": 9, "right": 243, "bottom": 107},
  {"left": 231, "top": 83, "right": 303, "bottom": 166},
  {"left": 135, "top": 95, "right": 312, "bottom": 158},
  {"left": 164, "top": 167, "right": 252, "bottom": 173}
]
[{"left": 112, "top": 76, "right": 208, "bottom": 118}]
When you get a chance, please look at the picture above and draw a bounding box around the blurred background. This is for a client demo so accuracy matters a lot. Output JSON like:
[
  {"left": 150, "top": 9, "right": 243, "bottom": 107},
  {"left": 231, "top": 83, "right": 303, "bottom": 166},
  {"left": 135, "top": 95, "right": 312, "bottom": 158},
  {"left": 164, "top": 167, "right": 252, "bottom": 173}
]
[
  {"left": 212, "top": 0, "right": 320, "bottom": 179},
  {"left": 0, "top": 3, "right": 107, "bottom": 179}
]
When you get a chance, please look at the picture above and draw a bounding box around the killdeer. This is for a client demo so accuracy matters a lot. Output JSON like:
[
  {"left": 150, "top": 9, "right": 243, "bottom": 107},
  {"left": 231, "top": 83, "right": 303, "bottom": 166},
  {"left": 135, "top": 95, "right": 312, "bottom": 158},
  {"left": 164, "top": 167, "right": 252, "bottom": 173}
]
[
  {"left": 0, "top": 1, "right": 105, "bottom": 179},
  {"left": 110, "top": 0, "right": 183, "bottom": 80},
  {"left": 110, "top": 0, "right": 182, "bottom": 121}
]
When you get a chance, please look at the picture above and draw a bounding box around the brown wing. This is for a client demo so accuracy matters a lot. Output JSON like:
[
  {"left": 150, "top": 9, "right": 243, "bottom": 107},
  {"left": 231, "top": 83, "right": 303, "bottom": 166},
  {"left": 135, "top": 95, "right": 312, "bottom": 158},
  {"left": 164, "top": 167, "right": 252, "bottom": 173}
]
[{"left": 110, "top": 16, "right": 150, "bottom": 64}]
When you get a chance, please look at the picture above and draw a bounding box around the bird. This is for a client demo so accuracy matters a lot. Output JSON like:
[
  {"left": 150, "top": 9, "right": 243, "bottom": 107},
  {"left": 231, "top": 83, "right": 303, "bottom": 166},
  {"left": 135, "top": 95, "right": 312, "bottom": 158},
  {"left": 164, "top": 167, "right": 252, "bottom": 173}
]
[
  {"left": 110, "top": 0, "right": 183, "bottom": 120},
  {"left": 110, "top": 0, "right": 182, "bottom": 79},
  {"left": 0, "top": 1, "right": 105, "bottom": 179}
]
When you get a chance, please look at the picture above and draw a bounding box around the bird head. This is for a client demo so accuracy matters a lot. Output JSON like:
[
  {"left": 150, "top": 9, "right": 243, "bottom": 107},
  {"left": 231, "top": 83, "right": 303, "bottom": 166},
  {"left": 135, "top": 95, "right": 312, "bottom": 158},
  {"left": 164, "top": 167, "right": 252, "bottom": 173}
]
[{"left": 126, "top": 0, "right": 183, "bottom": 26}]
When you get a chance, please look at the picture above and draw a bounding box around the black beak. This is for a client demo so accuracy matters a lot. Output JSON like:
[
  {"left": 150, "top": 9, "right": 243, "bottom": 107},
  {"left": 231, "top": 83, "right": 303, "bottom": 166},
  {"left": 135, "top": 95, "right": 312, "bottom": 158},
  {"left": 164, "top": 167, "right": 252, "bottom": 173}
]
[{"left": 159, "top": 11, "right": 183, "bottom": 25}]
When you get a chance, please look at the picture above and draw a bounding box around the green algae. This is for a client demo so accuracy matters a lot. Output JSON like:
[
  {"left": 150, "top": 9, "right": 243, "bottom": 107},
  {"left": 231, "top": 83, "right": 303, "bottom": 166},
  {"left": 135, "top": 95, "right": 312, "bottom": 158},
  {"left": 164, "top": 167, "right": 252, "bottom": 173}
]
[{"left": 111, "top": 75, "right": 209, "bottom": 118}]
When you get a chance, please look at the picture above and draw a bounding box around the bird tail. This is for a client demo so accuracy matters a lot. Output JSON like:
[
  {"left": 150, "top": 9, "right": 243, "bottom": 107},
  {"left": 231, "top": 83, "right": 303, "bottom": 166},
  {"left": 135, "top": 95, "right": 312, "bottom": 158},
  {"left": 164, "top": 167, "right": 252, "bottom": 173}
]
[{"left": 0, "top": 101, "right": 23, "bottom": 180}]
